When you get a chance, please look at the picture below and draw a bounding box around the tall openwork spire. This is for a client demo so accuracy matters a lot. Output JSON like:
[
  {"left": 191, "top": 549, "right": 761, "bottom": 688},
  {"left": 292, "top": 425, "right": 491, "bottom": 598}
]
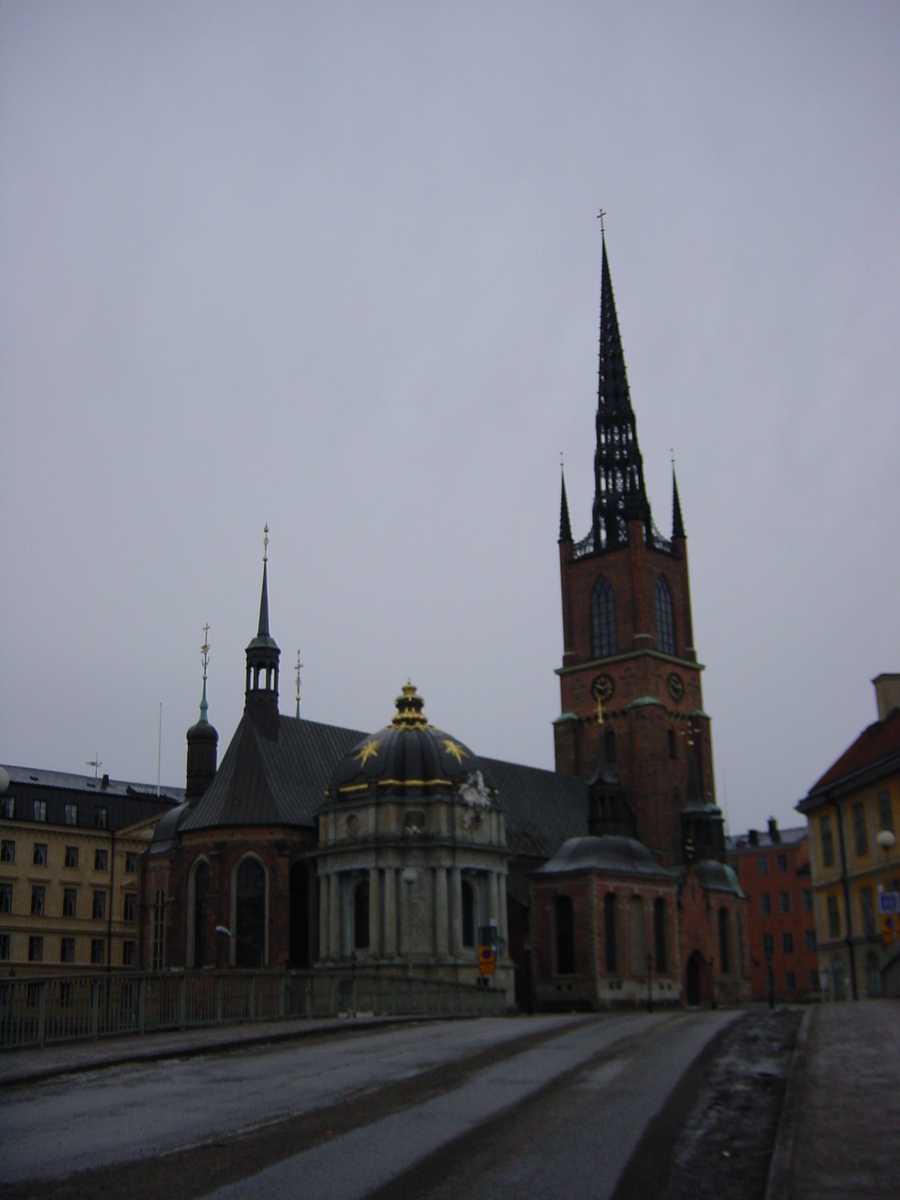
[
  {"left": 559, "top": 463, "right": 572, "bottom": 543},
  {"left": 672, "top": 469, "right": 685, "bottom": 540},
  {"left": 245, "top": 526, "right": 281, "bottom": 736},
  {"left": 591, "top": 235, "right": 653, "bottom": 550}
]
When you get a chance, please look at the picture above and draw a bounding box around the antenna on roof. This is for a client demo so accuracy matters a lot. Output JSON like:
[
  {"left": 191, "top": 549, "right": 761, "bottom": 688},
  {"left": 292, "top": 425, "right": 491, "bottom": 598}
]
[
  {"left": 157, "top": 702, "right": 162, "bottom": 797},
  {"left": 295, "top": 649, "right": 303, "bottom": 719},
  {"left": 86, "top": 754, "right": 102, "bottom": 780}
]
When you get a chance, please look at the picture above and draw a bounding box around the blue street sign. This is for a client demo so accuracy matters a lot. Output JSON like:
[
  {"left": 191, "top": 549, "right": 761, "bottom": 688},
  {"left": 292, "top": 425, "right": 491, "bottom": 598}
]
[{"left": 878, "top": 891, "right": 900, "bottom": 914}]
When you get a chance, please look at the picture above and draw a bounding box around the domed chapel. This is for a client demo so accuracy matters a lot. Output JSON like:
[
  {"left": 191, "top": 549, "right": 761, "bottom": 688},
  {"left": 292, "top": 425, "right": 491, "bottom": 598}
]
[{"left": 140, "top": 234, "right": 748, "bottom": 1010}]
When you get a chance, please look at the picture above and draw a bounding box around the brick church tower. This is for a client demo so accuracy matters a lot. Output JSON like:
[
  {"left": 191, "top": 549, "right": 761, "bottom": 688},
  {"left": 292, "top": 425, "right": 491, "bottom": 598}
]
[{"left": 554, "top": 235, "right": 723, "bottom": 869}]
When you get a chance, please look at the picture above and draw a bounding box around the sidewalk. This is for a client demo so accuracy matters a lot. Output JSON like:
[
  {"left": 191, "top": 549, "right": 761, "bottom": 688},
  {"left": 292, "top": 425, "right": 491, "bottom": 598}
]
[
  {"left": 775, "top": 1000, "right": 900, "bottom": 1200},
  {"left": 0, "top": 1012, "right": 463, "bottom": 1088}
]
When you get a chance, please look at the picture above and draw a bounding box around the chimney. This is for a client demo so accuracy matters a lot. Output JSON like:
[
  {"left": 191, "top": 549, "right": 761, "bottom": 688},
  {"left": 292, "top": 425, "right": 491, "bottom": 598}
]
[
  {"left": 768, "top": 817, "right": 781, "bottom": 844},
  {"left": 873, "top": 674, "right": 900, "bottom": 722},
  {"left": 748, "top": 829, "right": 759, "bottom": 846}
]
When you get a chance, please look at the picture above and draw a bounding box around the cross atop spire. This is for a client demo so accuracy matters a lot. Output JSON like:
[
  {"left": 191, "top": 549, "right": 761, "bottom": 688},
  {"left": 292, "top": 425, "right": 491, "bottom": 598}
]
[
  {"left": 591, "top": 234, "right": 653, "bottom": 550},
  {"left": 263, "top": 523, "right": 269, "bottom": 563}
]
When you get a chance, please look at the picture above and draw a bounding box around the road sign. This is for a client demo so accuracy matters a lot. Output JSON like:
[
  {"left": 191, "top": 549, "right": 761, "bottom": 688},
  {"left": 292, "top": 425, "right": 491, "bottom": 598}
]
[
  {"left": 478, "top": 945, "right": 496, "bottom": 976},
  {"left": 878, "top": 891, "right": 900, "bottom": 914},
  {"left": 882, "top": 914, "right": 895, "bottom": 946}
]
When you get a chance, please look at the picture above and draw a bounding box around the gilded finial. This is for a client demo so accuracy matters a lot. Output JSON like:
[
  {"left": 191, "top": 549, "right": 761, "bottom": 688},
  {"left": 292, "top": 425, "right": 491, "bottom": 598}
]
[
  {"left": 392, "top": 681, "right": 429, "bottom": 729},
  {"left": 263, "top": 523, "right": 269, "bottom": 563},
  {"left": 596, "top": 692, "right": 604, "bottom": 725},
  {"left": 199, "top": 624, "right": 210, "bottom": 722}
]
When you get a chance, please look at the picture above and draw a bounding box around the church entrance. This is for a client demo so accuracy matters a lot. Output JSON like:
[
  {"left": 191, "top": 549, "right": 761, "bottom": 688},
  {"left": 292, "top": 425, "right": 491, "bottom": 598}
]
[
  {"left": 685, "top": 950, "right": 707, "bottom": 1005},
  {"left": 290, "top": 861, "right": 310, "bottom": 968}
]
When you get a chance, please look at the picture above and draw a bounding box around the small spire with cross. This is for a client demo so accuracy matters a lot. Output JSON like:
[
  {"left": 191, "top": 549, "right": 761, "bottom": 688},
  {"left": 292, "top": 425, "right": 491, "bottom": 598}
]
[{"left": 597, "top": 208, "right": 606, "bottom": 236}]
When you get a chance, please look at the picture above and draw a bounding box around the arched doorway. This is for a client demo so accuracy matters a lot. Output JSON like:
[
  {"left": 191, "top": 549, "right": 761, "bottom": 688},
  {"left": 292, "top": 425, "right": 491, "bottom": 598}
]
[
  {"left": 289, "top": 861, "right": 310, "bottom": 968},
  {"left": 686, "top": 950, "right": 707, "bottom": 1005},
  {"left": 235, "top": 859, "right": 266, "bottom": 967}
]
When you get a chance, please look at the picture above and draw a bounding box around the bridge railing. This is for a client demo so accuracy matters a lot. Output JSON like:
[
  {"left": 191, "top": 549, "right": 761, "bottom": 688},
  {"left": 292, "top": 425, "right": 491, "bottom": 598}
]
[{"left": 0, "top": 969, "right": 505, "bottom": 1051}]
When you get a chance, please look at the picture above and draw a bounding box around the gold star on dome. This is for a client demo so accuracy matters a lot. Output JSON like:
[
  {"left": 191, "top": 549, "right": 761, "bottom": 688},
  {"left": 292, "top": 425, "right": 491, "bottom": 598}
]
[
  {"left": 354, "top": 739, "right": 381, "bottom": 767},
  {"left": 441, "top": 738, "right": 467, "bottom": 764}
]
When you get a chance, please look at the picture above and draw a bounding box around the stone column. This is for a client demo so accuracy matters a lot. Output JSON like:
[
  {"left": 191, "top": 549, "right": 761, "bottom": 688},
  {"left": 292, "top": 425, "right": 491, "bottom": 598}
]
[
  {"left": 435, "top": 867, "right": 449, "bottom": 958},
  {"left": 489, "top": 871, "right": 500, "bottom": 927},
  {"left": 368, "top": 867, "right": 380, "bottom": 957},
  {"left": 384, "top": 868, "right": 397, "bottom": 957},
  {"left": 450, "top": 867, "right": 463, "bottom": 956},
  {"left": 329, "top": 872, "right": 340, "bottom": 959},
  {"left": 399, "top": 873, "right": 410, "bottom": 958},
  {"left": 319, "top": 873, "right": 329, "bottom": 963}
]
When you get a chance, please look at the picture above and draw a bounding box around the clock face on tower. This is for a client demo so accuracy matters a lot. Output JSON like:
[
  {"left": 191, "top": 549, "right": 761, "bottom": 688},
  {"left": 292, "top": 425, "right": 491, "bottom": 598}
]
[
  {"left": 666, "top": 672, "right": 685, "bottom": 703},
  {"left": 590, "top": 674, "right": 616, "bottom": 705}
]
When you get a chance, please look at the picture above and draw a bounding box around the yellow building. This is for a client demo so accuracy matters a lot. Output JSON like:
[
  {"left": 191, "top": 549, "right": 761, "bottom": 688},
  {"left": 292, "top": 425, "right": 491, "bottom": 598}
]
[
  {"left": 0, "top": 765, "right": 180, "bottom": 976},
  {"left": 797, "top": 674, "right": 900, "bottom": 1000}
]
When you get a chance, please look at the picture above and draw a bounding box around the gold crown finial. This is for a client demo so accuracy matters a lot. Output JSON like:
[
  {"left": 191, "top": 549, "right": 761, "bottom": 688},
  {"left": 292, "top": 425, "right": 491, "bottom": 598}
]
[
  {"left": 263, "top": 524, "right": 269, "bottom": 563},
  {"left": 392, "top": 681, "right": 429, "bottom": 728}
]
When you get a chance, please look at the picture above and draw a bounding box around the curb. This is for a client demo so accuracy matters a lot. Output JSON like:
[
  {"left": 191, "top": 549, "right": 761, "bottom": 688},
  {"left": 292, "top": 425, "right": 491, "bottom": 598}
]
[
  {"left": 763, "top": 1005, "right": 814, "bottom": 1200},
  {"left": 0, "top": 1013, "right": 475, "bottom": 1088}
]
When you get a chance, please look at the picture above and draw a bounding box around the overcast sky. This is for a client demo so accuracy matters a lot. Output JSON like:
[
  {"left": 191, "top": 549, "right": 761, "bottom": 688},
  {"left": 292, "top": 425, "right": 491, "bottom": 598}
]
[{"left": 1, "top": 2, "right": 898, "bottom": 835}]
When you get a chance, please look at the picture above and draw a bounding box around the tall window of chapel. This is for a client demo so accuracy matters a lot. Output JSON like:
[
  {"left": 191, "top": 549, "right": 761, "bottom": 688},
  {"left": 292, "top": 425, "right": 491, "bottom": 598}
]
[
  {"left": 591, "top": 578, "right": 617, "bottom": 659},
  {"left": 655, "top": 576, "right": 675, "bottom": 656}
]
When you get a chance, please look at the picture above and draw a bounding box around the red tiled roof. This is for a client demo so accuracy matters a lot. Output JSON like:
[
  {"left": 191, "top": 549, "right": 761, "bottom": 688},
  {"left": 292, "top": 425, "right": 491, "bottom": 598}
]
[{"left": 811, "top": 708, "right": 900, "bottom": 792}]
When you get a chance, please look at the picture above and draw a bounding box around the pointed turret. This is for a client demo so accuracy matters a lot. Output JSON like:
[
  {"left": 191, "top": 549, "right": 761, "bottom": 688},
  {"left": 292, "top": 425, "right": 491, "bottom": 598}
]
[
  {"left": 257, "top": 559, "right": 271, "bottom": 638},
  {"left": 591, "top": 235, "right": 653, "bottom": 550},
  {"left": 559, "top": 466, "right": 572, "bottom": 543},
  {"left": 245, "top": 527, "right": 281, "bottom": 738},
  {"left": 586, "top": 726, "right": 637, "bottom": 838},
  {"left": 672, "top": 470, "right": 685, "bottom": 540},
  {"left": 186, "top": 624, "right": 218, "bottom": 801}
]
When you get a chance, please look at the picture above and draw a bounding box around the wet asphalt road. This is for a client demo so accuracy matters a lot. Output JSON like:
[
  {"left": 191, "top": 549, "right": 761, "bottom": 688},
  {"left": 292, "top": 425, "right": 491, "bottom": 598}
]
[{"left": 1, "top": 1010, "right": 739, "bottom": 1198}]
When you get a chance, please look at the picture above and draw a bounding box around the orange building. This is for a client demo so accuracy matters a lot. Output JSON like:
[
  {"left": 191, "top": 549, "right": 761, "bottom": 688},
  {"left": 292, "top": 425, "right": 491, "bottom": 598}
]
[{"left": 728, "top": 819, "right": 819, "bottom": 1002}]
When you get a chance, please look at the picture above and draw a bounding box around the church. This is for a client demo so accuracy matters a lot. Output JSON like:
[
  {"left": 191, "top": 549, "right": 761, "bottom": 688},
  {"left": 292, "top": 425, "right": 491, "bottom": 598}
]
[{"left": 139, "top": 235, "right": 749, "bottom": 1010}]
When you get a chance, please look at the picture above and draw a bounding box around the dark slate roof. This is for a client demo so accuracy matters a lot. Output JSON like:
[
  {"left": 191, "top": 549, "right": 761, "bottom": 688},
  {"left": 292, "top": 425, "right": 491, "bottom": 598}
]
[
  {"left": 693, "top": 859, "right": 744, "bottom": 897},
  {"left": 536, "top": 835, "right": 676, "bottom": 880},
  {"left": 727, "top": 826, "right": 807, "bottom": 853},
  {"left": 179, "top": 714, "right": 366, "bottom": 833},
  {"left": 0, "top": 764, "right": 181, "bottom": 831},
  {"left": 170, "top": 711, "right": 588, "bottom": 859},
  {"left": 803, "top": 708, "right": 900, "bottom": 798},
  {"left": 479, "top": 757, "right": 588, "bottom": 859}
]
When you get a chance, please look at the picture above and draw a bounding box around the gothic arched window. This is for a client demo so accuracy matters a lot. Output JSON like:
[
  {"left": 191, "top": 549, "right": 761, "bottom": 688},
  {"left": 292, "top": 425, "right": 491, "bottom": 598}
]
[
  {"left": 555, "top": 895, "right": 575, "bottom": 975},
  {"left": 654, "top": 897, "right": 668, "bottom": 973},
  {"left": 192, "top": 860, "right": 209, "bottom": 969},
  {"left": 604, "top": 892, "right": 618, "bottom": 973},
  {"left": 151, "top": 889, "right": 166, "bottom": 972},
  {"left": 592, "top": 577, "right": 617, "bottom": 659},
  {"left": 235, "top": 858, "right": 266, "bottom": 968},
  {"left": 655, "top": 576, "right": 675, "bottom": 656},
  {"left": 718, "top": 907, "right": 731, "bottom": 975}
]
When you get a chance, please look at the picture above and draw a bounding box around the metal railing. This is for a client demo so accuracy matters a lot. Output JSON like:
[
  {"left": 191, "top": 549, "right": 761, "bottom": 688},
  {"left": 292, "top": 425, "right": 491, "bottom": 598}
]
[{"left": 0, "top": 969, "right": 506, "bottom": 1051}]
